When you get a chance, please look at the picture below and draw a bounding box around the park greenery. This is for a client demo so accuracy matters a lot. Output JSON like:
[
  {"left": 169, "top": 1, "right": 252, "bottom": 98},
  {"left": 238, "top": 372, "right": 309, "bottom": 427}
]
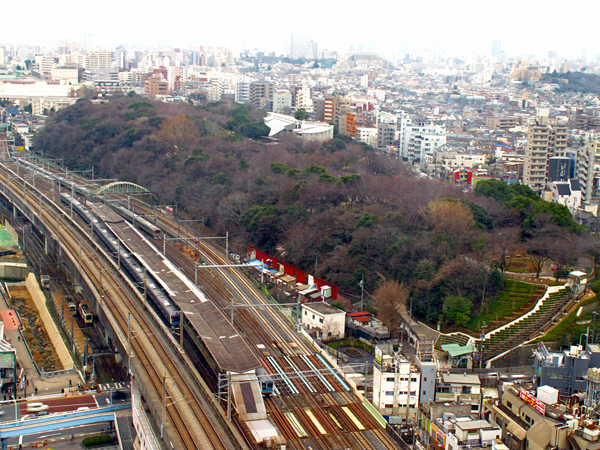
[{"left": 32, "top": 96, "right": 600, "bottom": 337}]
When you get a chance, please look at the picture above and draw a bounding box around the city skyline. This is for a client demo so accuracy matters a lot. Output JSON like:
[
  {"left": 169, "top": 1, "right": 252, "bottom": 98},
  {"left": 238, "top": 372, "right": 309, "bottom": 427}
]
[{"left": 3, "top": 0, "right": 600, "bottom": 60}]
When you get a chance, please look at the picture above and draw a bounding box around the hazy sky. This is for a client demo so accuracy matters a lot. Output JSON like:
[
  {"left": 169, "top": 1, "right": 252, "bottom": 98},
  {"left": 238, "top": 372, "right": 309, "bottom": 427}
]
[{"left": 3, "top": 0, "right": 599, "bottom": 60}]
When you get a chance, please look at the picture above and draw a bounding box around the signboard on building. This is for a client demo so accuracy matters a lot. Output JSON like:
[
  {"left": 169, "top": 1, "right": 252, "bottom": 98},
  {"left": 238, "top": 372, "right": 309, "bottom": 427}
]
[
  {"left": 374, "top": 347, "right": 383, "bottom": 368},
  {"left": 519, "top": 388, "right": 545, "bottom": 415}
]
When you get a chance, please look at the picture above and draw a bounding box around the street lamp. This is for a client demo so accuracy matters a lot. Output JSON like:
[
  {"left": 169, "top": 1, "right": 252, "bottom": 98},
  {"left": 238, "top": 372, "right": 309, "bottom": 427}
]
[
  {"left": 359, "top": 277, "right": 364, "bottom": 312},
  {"left": 11, "top": 395, "right": 17, "bottom": 422}
]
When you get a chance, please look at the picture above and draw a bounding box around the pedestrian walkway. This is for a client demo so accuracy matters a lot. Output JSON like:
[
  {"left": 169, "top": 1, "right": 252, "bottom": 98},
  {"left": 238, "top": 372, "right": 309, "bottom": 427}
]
[{"left": 98, "top": 381, "right": 130, "bottom": 391}]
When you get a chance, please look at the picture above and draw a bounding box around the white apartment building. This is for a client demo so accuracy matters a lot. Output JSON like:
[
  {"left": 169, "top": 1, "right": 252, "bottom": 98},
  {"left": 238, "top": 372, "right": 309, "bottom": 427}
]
[
  {"left": 50, "top": 66, "right": 78, "bottom": 85},
  {"left": 435, "top": 151, "right": 486, "bottom": 169},
  {"left": 372, "top": 346, "right": 421, "bottom": 423},
  {"left": 360, "top": 74, "right": 369, "bottom": 88},
  {"left": 167, "top": 66, "right": 188, "bottom": 92},
  {"left": 399, "top": 119, "right": 446, "bottom": 162},
  {"left": 546, "top": 179, "right": 583, "bottom": 215},
  {"left": 87, "top": 50, "right": 112, "bottom": 70},
  {"left": 272, "top": 90, "right": 292, "bottom": 114},
  {"left": 576, "top": 137, "right": 600, "bottom": 202},
  {"left": 295, "top": 86, "right": 313, "bottom": 113},
  {"left": 235, "top": 75, "right": 251, "bottom": 104},
  {"left": 356, "top": 127, "right": 378, "bottom": 147},
  {"left": 301, "top": 302, "right": 345, "bottom": 342},
  {"left": 33, "top": 55, "right": 56, "bottom": 76},
  {"left": 118, "top": 71, "right": 136, "bottom": 86},
  {"left": 367, "top": 89, "right": 386, "bottom": 102}
]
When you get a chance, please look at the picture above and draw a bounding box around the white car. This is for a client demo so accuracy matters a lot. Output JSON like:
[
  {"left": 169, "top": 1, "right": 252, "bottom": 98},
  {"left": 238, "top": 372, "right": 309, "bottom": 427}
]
[{"left": 26, "top": 402, "right": 49, "bottom": 412}]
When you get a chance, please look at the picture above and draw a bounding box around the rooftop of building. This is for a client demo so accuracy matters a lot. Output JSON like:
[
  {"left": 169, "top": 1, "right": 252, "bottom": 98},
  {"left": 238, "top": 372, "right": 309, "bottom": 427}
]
[
  {"left": 302, "top": 302, "right": 345, "bottom": 316},
  {"left": 441, "top": 372, "right": 481, "bottom": 385}
]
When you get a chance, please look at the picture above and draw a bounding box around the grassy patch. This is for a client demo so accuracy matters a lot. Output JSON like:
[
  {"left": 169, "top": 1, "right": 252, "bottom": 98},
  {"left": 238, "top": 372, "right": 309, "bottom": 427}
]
[
  {"left": 535, "top": 296, "right": 599, "bottom": 343},
  {"left": 327, "top": 339, "right": 374, "bottom": 353},
  {"left": 465, "top": 280, "right": 543, "bottom": 332}
]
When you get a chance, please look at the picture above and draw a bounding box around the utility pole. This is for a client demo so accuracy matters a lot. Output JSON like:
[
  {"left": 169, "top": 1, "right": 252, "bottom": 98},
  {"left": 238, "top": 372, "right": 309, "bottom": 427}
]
[
  {"left": 480, "top": 321, "right": 487, "bottom": 370},
  {"left": 359, "top": 276, "right": 364, "bottom": 312}
]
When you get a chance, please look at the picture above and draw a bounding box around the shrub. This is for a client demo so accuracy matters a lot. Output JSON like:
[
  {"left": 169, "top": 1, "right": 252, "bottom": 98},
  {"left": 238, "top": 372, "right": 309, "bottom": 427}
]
[{"left": 82, "top": 435, "right": 113, "bottom": 448}]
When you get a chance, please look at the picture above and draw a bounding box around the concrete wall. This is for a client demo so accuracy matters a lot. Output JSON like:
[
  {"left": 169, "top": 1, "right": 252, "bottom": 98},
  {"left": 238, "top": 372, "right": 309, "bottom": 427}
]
[{"left": 24, "top": 273, "right": 73, "bottom": 370}]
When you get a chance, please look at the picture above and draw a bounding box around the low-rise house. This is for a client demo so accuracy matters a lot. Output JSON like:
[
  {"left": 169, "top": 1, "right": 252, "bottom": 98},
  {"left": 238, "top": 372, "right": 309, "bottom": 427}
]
[
  {"left": 436, "top": 372, "right": 482, "bottom": 414},
  {"left": 345, "top": 311, "right": 390, "bottom": 340},
  {"left": 301, "top": 302, "right": 345, "bottom": 342}
]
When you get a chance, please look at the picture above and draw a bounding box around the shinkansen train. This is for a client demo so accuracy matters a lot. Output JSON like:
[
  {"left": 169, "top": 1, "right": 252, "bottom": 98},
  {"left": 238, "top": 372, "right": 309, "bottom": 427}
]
[
  {"left": 17, "top": 158, "right": 96, "bottom": 197},
  {"left": 109, "top": 203, "right": 161, "bottom": 238},
  {"left": 60, "top": 193, "right": 180, "bottom": 327}
]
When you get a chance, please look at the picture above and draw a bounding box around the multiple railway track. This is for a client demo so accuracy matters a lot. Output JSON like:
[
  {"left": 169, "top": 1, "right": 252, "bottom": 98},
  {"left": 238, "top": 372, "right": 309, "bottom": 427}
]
[
  {"left": 0, "top": 158, "right": 240, "bottom": 450},
  {"left": 8, "top": 155, "right": 400, "bottom": 450}
]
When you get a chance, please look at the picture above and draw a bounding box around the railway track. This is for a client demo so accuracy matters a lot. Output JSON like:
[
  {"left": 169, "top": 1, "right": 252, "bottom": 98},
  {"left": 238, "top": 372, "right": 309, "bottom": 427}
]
[
  {"left": 12, "top": 156, "right": 399, "bottom": 450},
  {"left": 0, "top": 160, "right": 237, "bottom": 450}
]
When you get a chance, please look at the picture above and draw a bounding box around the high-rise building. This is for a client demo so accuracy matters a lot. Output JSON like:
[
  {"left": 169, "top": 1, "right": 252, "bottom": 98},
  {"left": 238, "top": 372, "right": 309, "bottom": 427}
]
[
  {"left": 87, "top": 50, "right": 112, "bottom": 70},
  {"left": 492, "top": 39, "right": 501, "bottom": 58},
  {"left": 249, "top": 82, "right": 273, "bottom": 109},
  {"left": 235, "top": 76, "right": 251, "bottom": 104},
  {"left": 290, "top": 33, "right": 316, "bottom": 59},
  {"left": 523, "top": 110, "right": 569, "bottom": 193},
  {"left": 576, "top": 137, "right": 600, "bottom": 202}
]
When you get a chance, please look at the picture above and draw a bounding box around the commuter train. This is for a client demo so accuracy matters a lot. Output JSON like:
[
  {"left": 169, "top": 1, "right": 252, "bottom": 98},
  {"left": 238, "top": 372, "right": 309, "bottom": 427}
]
[
  {"left": 256, "top": 366, "right": 274, "bottom": 397},
  {"left": 109, "top": 203, "right": 161, "bottom": 238},
  {"left": 60, "top": 193, "right": 180, "bottom": 327},
  {"left": 17, "top": 158, "right": 96, "bottom": 197},
  {"left": 79, "top": 303, "right": 94, "bottom": 324}
]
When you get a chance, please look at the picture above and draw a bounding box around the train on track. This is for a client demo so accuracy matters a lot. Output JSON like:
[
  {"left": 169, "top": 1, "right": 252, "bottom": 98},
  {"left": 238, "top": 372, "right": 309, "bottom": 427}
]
[
  {"left": 109, "top": 203, "right": 161, "bottom": 238},
  {"left": 17, "top": 158, "right": 96, "bottom": 197},
  {"left": 256, "top": 366, "right": 274, "bottom": 396},
  {"left": 79, "top": 303, "right": 94, "bottom": 324},
  {"left": 60, "top": 193, "right": 180, "bottom": 327}
]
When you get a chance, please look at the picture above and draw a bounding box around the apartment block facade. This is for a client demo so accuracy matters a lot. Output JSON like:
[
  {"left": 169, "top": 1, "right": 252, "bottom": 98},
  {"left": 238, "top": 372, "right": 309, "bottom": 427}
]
[{"left": 523, "top": 114, "right": 568, "bottom": 193}]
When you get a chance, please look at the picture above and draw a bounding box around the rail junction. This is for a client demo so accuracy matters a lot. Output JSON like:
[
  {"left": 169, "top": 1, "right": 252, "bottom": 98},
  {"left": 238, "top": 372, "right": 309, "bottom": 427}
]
[{"left": 0, "top": 146, "right": 402, "bottom": 450}]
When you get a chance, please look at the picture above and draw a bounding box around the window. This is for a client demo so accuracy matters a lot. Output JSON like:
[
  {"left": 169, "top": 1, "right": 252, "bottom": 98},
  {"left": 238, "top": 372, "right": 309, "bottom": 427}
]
[
  {"left": 423, "top": 391, "right": 426, "bottom": 396},
  {"left": 424, "top": 377, "right": 427, "bottom": 382},
  {"left": 386, "top": 378, "right": 395, "bottom": 383},
  {"left": 386, "top": 391, "right": 394, "bottom": 396},
  {"left": 506, "top": 401, "right": 513, "bottom": 409},
  {"left": 319, "top": 318, "right": 323, "bottom": 323},
  {"left": 312, "top": 315, "right": 315, "bottom": 320}
]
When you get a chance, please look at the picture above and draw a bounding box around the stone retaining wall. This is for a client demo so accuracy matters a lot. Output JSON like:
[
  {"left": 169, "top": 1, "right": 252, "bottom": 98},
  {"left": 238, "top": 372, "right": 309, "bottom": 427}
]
[{"left": 25, "top": 273, "right": 74, "bottom": 370}]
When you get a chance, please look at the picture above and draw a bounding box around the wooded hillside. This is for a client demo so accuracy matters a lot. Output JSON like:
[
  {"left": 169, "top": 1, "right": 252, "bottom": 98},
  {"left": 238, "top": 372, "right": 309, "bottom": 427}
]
[{"left": 33, "top": 96, "right": 596, "bottom": 332}]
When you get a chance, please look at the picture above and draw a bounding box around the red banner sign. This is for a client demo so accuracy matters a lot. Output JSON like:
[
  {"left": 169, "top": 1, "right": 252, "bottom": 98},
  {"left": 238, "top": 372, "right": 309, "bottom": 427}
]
[{"left": 519, "top": 388, "right": 545, "bottom": 415}]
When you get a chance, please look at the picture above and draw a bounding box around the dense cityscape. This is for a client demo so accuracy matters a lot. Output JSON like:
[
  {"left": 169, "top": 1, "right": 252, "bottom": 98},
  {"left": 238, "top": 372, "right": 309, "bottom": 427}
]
[{"left": 0, "top": 35, "right": 599, "bottom": 450}]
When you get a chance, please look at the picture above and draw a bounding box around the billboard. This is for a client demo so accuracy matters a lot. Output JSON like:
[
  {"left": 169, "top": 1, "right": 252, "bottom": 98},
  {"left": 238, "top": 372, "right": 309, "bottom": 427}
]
[
  {"left": 519, "top": 388, "right": 545, "bottom": 415},
  {"left": 374, "top": 347, "right": 383, "bottom": 367}
]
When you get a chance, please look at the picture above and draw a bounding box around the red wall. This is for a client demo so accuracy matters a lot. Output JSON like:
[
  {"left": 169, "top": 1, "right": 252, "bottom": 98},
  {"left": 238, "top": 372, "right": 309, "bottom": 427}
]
[{"left": 248, "top": 246, "right": 337, "bottom": 299}]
